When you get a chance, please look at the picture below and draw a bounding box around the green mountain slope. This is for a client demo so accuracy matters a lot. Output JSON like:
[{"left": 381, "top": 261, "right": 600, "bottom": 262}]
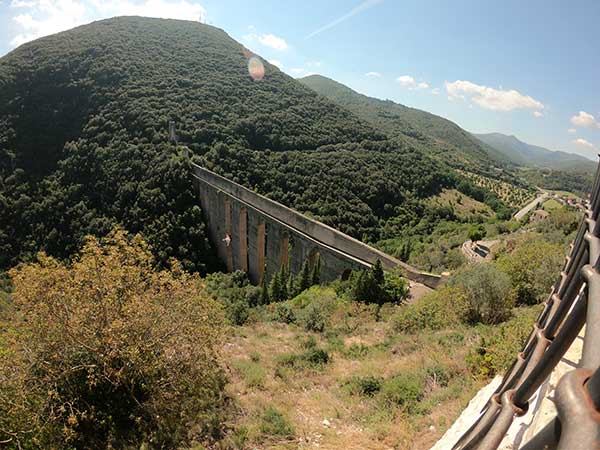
[
  {"left": 473, "top": 132, "right": 595, "bottom": 172},
  {"left": 0, "top": 16, "right": 462, "bottom": 270},
  {"left": 298, "top": 74, "right": 511, "bottom": 171}
]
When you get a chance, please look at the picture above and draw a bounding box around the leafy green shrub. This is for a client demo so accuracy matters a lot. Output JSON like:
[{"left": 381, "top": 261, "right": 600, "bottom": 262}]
[
  {"left": 435, "top": 331, "right": 465, "bottom": 348},
  {"left": 276, "top": 347, "right": 330, "bottom": 371},
  {"left": 450, "top": 263, "right": 513, "bottom": 324},
  {"left": 228, "top": 299, "right": 250, "bottom": 326},
  {"left": 234, "top": 360, "right": 266, "bottom": 388},
  {"left": 468, "top": 224, "right": 486, "bottom": 241},
  {"left": 378, "top": 371, "right": 425, "bottom": 412},
  {"left": 383, "top": 271, "right": 410, "bottom": 303},
  {"left": 496, "top": 241, "right": 564, "bottom": 306},
  {"left": 205, "top": 271, "right": 260, "bottom": 325},
  {"left": 425, "top": 364, "right": 451, "bottom": 388},
  {"left": 0, "top": 229, "right": 229, "bottom": 449},
  {"left": 467, "top": 305, "right": 542, "bottom": 377},
  {"left": 305, "top": 348, "right": 330, "bottom": 366},
  {"left": 259, "top": 407, "right": 294, "bottom": 439},
  {"left": 292, "top": 285, "right": 338, "bottom": 308},
  {"left": 299, "top": 301, "right": 327, "bottom": 332},
  {"left": 274, "top": 303, "right": 296, "bottom": 324},
  {"left": 325, "top": 335, "right": 345, "bottom": 352},
  {"left": 293, "top": 289, "right": 332, "bottom": 332},
  {"left": 391, "top": 287, "right": 467, "bottom": 333},
  {"left": 345, "top": 343, "right": 372, "bottom": 359},
  {"left": 344, "top": 375, "right": 383, "bottom": 397}
]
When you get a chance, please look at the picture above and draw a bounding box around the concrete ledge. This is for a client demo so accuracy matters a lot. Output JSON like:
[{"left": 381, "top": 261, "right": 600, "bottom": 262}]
[{"left": 192, "top": 164, "right": 445, "bottom": 289}]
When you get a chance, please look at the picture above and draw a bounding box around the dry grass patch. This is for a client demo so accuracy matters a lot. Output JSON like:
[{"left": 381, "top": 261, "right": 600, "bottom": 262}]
[
  {"left": 429, "top": 188, "right": 494, "bottom": 218},
  {"left": 222, "top": 316, "right": 483, "bottom": 449}
]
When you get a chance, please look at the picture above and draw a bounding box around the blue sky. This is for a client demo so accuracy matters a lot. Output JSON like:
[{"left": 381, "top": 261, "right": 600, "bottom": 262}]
[{"left": 1, "top": 0, "right": 599, "bottom": 159}]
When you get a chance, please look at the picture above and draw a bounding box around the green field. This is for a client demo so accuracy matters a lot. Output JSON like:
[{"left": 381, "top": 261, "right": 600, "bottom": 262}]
[{"left": 542, "top": 198, "right": 563, "bottom": 211}]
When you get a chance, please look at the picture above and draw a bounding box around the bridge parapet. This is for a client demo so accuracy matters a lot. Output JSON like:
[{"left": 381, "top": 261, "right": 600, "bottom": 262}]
[{"left": 192, "top": 163, "right": 444, "bottom": 289}]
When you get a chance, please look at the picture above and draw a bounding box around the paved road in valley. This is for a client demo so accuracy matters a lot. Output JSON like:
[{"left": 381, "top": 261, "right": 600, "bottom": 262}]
[{"left": 513, "top": 192, "right": 549, "bottom": 221}]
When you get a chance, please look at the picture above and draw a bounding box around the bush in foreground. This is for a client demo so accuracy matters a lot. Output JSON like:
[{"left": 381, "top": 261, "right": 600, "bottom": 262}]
[
  {"left": 496, "top": 240, "right": 564, "bottom": 306},
  {"left": 0, "top": 229, "right": 228, "bottom": 449},
  {"left": 468, "top": 304, "right": 542, "bottom": 377},
  {"left": 391, "top": 287, "right": 468, "bottom": 333},
  {"left": 259, "top": 407, "right": 295, "bottom": 440},
  {"left": 378, "top": 371, "right": 425, "bottom": 413},
  {"left": 450, "top": 263, "right": 513, "bottom": 324}
]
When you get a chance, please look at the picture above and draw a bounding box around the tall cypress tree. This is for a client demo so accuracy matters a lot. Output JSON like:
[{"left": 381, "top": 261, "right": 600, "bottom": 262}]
[
  {"left": 298, "top": 260, "right": 311, "bottom": 292},
  {"left": 372, "top": 259, "right": 385, "bottom": 286},
  {"left": 287, "top": 272, "right": 297, "bottom": 299},
  {"left": 260, "top": 273, "right": 270, "bottom": 305},
  {"left": 279, "top": 266, "right": 289, "bottom": 301},
  {"left": 310, "top": 256, "right": 321, "bottom": 286}
]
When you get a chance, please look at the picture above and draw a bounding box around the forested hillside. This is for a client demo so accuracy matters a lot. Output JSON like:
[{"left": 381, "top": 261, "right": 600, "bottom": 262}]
[
  {"left": 0, "top": 16, "right": 475, "bottom": 271},
  {"left": 299, "top": 74, "right": 513, "bottom": 173}
]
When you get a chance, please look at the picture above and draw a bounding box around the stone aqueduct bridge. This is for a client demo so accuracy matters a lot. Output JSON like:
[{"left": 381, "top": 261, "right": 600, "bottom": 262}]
[{"left": 192, "top": 164, "right": 444, "bottom": 289}]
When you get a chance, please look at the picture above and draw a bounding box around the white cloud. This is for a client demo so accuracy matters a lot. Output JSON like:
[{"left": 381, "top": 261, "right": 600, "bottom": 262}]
[
  {"left": 570, "top": 111, "right": 596, "bottom": 128},
  {"left": 290, "top": 68, "right": 305, "bottom": 74},
  {"left": 396, "top": 75, "right": 431, "bottom": 91},
  {"left": 365, "top": 71, "right": 381, "bottom": 77},
  {"left": 573, "top": 138, "right": 596, "bottom": 149},
  {"left": 268, "top": 59, "right": 283, "bottom": 70},
  {"left": 568, "top": 128, "right": 577, "bottom": 133},
  {"left": 396, "top": 75, "right": 415, "bottom": 87},
  {"left": 306, "top": 60, "right": 322, "bottom": 67},
  {"left": 11, "top": 0, "right": 37, "bottom": 7},
  {"left": 9, "top": 0, "right": 207, "bottom": 47},
  {"left": 533, "top": 111, "right": 543, "bottom": 118},
  {"left": 445, "top": 80, "right": 544, "bottom": 112},
  {"left": 10, "top": 0, "right": 87, "bottom": 46},
  {"left": 257, "top": 33, "right": 288, "bottom": 50},
  {"left": 431, "top": 88, "right": 440, "bottom": 95},
  {"left": 242, "top": 30, "right": 288, "bottom": 52},
  {"left": 306, "top": 0, "right": 383, "bottom": 39}
]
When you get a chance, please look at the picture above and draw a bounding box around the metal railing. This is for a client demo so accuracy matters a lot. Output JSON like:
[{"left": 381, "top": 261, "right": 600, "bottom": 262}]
[{"left": 452, "top": 160, "right": 600, "bottom": 450}]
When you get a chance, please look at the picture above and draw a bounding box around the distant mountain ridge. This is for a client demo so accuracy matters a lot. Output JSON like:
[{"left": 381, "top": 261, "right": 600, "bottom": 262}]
[
  {"left": 299, "top": 74, "right": 509, "bottom": 171},
  {"left": 473, "top": 132, "right": 595, "bottom": 172}
]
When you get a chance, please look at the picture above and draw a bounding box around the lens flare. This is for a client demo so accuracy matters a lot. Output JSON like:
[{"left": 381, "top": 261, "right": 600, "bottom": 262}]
[{"left": 248, "top": 56, "right": 265, "bottom": 81}]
